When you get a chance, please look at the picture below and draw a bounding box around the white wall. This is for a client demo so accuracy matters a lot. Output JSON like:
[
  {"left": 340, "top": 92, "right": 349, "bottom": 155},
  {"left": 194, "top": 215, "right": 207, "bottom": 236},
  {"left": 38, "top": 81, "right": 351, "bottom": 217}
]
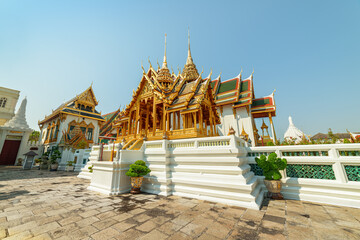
[{"left": 247, "top": 144, "right": 360, "bottom": 208}]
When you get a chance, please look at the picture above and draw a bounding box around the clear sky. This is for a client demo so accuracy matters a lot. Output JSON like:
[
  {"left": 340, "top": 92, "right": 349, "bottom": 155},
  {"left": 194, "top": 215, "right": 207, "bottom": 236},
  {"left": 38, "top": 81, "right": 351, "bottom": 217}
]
[{"left": 1, "top": 0, "right": 359, "bottom": 138}]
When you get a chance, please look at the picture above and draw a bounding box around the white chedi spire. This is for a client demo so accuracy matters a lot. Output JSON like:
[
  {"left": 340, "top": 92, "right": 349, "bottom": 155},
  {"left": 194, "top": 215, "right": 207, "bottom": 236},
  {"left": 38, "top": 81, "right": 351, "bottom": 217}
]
[
  {"left": 284, "top": 116, "right": 305, "bottom": 143},
  {"left": 4, "top": 97, "right": 30, "bottom": 130}
]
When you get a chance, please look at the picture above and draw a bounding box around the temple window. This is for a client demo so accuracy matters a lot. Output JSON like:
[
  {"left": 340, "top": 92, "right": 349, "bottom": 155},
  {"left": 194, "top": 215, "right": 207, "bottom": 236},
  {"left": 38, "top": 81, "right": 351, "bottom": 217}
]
[
  {"left": 80, "top": 127, "right": 86, "bottom": 134},
  {"left": 49, "top": 127, "right": 54, "bottom": 140},
  {"left": 87, "top": 128, "right": 93, "bottom": 140},
  {"left": 45, "top": 129, "right": 49, "bottom": 140},
  {"left": 0, "top": 97, "right": 7, "bottom": 108},
  {"left": 54, "top": 123, "right": 59, "bottom": 139}
]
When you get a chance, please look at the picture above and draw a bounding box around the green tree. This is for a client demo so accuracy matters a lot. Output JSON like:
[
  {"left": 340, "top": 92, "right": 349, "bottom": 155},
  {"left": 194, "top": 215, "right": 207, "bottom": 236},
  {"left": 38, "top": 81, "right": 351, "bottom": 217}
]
[{"left": 28, "top": 130, "right": 40, "bottom": 142}]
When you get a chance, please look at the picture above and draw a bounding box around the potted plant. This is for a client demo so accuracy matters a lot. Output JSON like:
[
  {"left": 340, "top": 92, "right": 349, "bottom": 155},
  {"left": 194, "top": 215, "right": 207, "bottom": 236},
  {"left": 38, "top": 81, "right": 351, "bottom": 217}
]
[
  {"left": 40, "top": 152, "right": 50, "bottom": 170},
  {"left": 88, "top": 165, "right": 93, "bottom": 173},
  {"left": 66, "top": 161, "right": 75, "bottom": 171},
  {"left": 255, "top": 152, "right": 287, "bottom": 200},
  {"left": 126, "top": 160, "right": 151, "bottom": 194},
  {"left": 49, "top": 148, "right": 61, "bottom": 171}
]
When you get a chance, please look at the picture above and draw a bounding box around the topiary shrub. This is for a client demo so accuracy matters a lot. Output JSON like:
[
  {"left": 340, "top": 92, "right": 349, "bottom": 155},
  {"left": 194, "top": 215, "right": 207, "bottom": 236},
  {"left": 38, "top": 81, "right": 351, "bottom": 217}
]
[
  {"left": 126, "top": 160, "right": 151, "bottom": 177},
  {"left": 255, "top": 153, "right": 287, "bottom": 180}
]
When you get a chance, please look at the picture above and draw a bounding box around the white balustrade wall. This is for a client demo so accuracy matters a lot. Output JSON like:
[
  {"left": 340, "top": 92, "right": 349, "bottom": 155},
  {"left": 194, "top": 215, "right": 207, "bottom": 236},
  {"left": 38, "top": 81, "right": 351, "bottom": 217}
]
[
  {"left": 247, "top": 144, "right": 360, "bottom": 208},
  {"left": 82, "top": 139, "right": 360, "bottom": 209},
  {"left": 85, "top": 135, "right": 264, "bottom": 210}
]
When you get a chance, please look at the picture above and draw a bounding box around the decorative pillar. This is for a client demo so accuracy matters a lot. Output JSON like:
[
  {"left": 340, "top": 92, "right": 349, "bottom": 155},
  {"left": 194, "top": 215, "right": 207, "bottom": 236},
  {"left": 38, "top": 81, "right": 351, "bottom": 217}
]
[
  {"left": 153, "top": 99, "right": 156, "bottom": 136},
  {"left": 268, "top": 112, "right": 277, "bottom": 144}
]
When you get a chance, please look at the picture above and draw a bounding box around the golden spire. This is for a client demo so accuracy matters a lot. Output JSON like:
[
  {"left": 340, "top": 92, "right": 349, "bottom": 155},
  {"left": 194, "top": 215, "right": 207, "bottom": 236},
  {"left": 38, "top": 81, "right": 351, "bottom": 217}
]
[
  {"left": 162, "top": 34, "right": 168, "bottom": 69},
  {"left": 182, "top": 28, "right": 199, "bottom": 82},
  {"left": 186, "top": 28, "right": 193, "bottom": 65},
  {"left": 156, "top": 33, "right": 172, "bottom": 87}
]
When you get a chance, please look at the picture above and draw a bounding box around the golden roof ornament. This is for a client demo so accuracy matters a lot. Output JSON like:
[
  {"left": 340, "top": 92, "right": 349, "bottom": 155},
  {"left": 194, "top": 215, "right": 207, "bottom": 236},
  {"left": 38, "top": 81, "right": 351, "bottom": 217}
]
[
  {"left": 228, "top": 126, "right": 236, "bottom": 135},
  {"left": 156, "top": 34, "right": 173, "bottom": 87},
  {"left": 182, "top": 29, "right": 199, "bottom": 82}
]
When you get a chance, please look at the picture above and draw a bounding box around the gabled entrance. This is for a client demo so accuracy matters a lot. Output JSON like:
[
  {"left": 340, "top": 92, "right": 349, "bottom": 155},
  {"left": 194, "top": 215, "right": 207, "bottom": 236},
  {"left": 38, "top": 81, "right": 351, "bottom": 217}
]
[{"left": 0, "top": 140, "right": 21, "bottom": 165}]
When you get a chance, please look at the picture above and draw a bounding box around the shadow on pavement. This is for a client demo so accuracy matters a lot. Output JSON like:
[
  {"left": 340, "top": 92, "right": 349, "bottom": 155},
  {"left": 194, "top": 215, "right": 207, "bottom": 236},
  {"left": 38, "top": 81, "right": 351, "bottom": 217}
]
[{"left": 0, "top": 166, "right": 80, "bottom": 182}]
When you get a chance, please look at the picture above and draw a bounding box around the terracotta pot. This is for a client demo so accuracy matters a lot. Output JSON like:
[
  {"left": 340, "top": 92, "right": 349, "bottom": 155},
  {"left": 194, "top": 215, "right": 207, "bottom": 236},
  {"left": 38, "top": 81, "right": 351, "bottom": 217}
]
[
  {"left": 130, "top": 177, "right": 144, "bottom": 194},
  {"left": 264, "top": 180, "right": 283, "bottom": 199}
]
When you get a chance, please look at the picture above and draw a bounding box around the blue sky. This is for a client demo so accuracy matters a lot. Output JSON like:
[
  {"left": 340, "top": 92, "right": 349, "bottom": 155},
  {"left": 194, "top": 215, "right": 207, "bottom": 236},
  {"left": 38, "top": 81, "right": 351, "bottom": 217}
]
[{"left": 1, "top": 0, "right": 359, "bottom": 138}]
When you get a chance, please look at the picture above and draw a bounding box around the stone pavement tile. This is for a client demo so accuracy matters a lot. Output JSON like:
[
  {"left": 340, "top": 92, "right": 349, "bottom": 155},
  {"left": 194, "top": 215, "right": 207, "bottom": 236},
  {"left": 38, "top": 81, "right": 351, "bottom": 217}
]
[
  {"left": 0, "top": 217, "right": 6, "bottom": 223},
  {"left": 92, "top": 218, "right": 118, "bottom": 230},
  {"left": 171, "top": 215, "right": 193, "bottom": 226},
  {"left": 128, "top": 208, "right": 146, "bottom": 215},
  {"left": 157, "top": 221, "right": 183, "bottom": 235},
  {"left": 335, "top": 219, "right": 360, "bottom": 229},
  {"left": 198, "top": 233, "right": 221, "bottom": 240},
  {"left": 241, "top": 209, "right": 264, "bottom": 222},
  {"left": 96, "top": 210, "right": 118, "bottom": 220},
  {"left": 98, "top": 206, "right": 115, "bottom": 213},
  {"left": 167, "top": 232, "right": 193, "bottom": 240},
  {"left": 76, "top": 216, "right": 100, "bottom": 228},
  {"left": 58, "top": 215, "right": 83, "bottom": 226},
  {"left": 79, "top": 209, "right": 100, "bottom": 218},
  {"left": 206, "top": 221, "right": 231, "bottom": 239},
  {"left": 0, "top": 211, "right": 18, "bottom": 218},
  {"left": 132, "top": 213, "right": 152, "bottom": 223},
  {"left": 258, "top": 232, "right": 286, "bottom": 240},
  {"left": 3, "top": 230, "right": 33, "bottom": 240},
  {"left": 135, "top": 220, "right": 157, "bottom": 232},
  {"left": 48, "top": 223, "right": 76, "bottom": 239},
  {"left": 152, "top": 216, "right": 171, "bottom": 225},
  {"left": 287, "top": 222, "right": 316, "bottom": 240},
  {"left": 264, "top": 208, "right": 285, "bottom": 217},
  {"left": 0, "top": 218, "right": 23, "bottom": 229},
  {"left": 35, "top": 215, "right": 63, "bottom": 226},
  {"left": 111, "top": 213, "right": 132, "bottom": 222},
  {"left": 139, "top": 229, "right": 168, "bottom": 240},
  {"left": 113, "top": 221, "right": 136, "bottom": 232},
  {"left": 0, "top": 228, "right": 6, "bottom": 239},
  {"left": 91, "top": 227, "right": 121, "bottom": 240},
  {"left": 227, "top": 226, "right": 258, "bottom": 240},
  {"left": 113, "top": 228, "right": 146, "bottom": 240},
  {"left": 191, "top": 215, "right": 215, "bottom": 227},
  {"left": 180, "top": 222, "right": 206, "bottom": 238},
  {"left": 237, "top": 219, "right": 261, "bottom": 230},
  {"left": 221, "top": 206, "right": 246, "bottom": 220},
  {"left": 29, "top": 233, "right": 52, "bottom": 240},
  {"left": 260, "top": 220, "right": 284, "bottom": 232},
  {"left": 31, "top": 221, "right": 61, "bottom": 236},
  {"left": 8, "top": 220, "right": 37, "bottom": 236},
  {"left": 216, "top": 217, "right": 236, "bottom": 229},
  {"left": 79, "top": 225, "right": 100, "bottom": 236},
  {"left": 45, "top": 208, "right": 68, "bottom": 217}
]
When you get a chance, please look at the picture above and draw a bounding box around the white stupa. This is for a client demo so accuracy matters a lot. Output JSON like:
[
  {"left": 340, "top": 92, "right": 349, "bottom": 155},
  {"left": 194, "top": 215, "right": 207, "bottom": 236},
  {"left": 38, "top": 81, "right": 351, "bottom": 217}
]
[
  {"left": 284, "top": 116, "right": 305, "bottom": 143},
  {"left": 4, "top": 97, "right": 31, "bottom": 130}
]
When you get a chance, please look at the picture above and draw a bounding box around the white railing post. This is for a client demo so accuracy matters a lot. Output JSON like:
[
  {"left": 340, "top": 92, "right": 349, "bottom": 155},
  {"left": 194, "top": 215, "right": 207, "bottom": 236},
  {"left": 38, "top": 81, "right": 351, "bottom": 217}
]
[
  {"left": 329, "top": 147, "right": 347, "bottom": 183},
  {"left": 194, "top": 139, "right": 199, "bottom": 148}
]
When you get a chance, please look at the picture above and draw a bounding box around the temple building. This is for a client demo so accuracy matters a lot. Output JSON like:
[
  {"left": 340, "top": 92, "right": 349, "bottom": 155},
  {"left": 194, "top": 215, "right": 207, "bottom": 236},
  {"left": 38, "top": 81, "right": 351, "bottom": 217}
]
[
  {"left": 112, "top": 34, "right": 277, "bottom": 148},
  {"left": 211, "top": 72, "right": 277, "bottom": 146},
  {"left": 0, "top": 97, "right": 33, "bottom": 165},
  {"left": 99, "top": 109, "right": 120, "bottom": 143},
  {"left": 38, "top": 86, "right": 105, "bottom": 169},
  {"left": 0, "top": 86, "right": 20, "bottom": 126},
  {"left": 113, "top": 35, "right": 220, "bottom": 149}
]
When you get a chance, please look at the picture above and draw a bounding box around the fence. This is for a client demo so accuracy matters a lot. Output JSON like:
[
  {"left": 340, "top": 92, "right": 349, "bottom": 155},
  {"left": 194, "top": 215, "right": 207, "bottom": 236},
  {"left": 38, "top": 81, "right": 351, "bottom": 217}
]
[{"left": 247, "top": 144, "right": 360, "bottom": 208}]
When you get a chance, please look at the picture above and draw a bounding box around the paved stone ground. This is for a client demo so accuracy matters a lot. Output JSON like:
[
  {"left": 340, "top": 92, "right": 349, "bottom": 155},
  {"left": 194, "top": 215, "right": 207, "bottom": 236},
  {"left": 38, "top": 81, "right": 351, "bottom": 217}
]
[{"left": 0, "top": 166, "right": 359, "bottom": 240}]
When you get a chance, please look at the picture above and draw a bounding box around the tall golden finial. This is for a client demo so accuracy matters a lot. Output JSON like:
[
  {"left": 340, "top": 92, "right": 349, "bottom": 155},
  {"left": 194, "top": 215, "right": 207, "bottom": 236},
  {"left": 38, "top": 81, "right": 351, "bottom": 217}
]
[
  {"left": 186, "top": 28, "right": 193, "bottom": 65},
  {"left": 162, "top": 34, "right": 168, "bottom": 69}
]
